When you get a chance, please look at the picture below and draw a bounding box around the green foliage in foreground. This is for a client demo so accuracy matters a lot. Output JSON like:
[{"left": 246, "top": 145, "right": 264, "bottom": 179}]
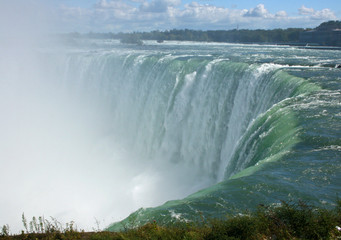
[{"left": 1, "top": 200, "right": 341, "bottom": 240}]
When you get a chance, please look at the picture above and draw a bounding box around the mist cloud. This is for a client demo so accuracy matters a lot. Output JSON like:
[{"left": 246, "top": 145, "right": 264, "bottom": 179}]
[{"left": 0, "top": 1, "right": 211, "bottom": 233}]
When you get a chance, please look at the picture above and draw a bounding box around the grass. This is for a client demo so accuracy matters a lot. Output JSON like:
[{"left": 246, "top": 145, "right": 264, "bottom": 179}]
[{"left": 1, "top": 200, "right": 341, "bottom": 240}]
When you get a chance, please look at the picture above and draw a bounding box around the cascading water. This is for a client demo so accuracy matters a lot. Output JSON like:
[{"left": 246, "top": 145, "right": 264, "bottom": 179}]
[
  {"left": 1, "top": 39, "right": 340, "bottom": 232},
  {"left": 61, "top": 53, "right": 290, "bottom": 190}
]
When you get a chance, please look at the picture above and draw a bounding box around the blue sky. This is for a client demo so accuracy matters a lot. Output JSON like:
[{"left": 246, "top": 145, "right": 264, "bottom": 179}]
[
  {"left": 57, "top": 0, "right": 340, "bottom": 13},
  {"left": 37, "top": 0, "right": 341, "bottom": 32}
]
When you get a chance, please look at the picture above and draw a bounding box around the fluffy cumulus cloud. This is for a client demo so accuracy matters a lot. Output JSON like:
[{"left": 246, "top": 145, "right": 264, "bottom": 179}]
[
  {"left": 140, "top": 0, "right": 180, "bottom": 13},
  {"left": 95, "top": 0, "right": 133, "bottom": 10},
  {"left": 180, "top": 2, "right": 230, "bottom": 23},
  {"left": 299, "top": 5, "right": 315, "bottom": 15},
  {"left": 275, "top": 11, "right": 287, "bottom": 18},
  {"left": 243, "top": 4, "right": 273, "bottom": 18},
  {"left": 312, "top": 9, "right": 336, "bottom": 20},
  {"left": 57, "top": 1, "right": 338, "bottom": 32},
  {"left": 299, "top": 5, "right": 336, "bottom": 20}
]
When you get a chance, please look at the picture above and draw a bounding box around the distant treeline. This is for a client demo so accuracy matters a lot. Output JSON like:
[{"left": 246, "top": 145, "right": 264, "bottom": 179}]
[
  {"left": 67, "top": 20, "right": 341, "bottom": 46},
  {"left": 81, "top": 28, "right": 306, "bottom": 44}
]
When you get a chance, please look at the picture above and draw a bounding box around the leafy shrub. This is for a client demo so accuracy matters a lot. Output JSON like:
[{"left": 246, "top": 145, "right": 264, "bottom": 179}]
[
  {"left": 1, "top": 200, "right": 340, "bottom": 240},
  {"left": 205, "top": 216, "right": 257, "bottom": 240},
  {"left": 255, "top": 200, "right": 337, "bottom": 239}
]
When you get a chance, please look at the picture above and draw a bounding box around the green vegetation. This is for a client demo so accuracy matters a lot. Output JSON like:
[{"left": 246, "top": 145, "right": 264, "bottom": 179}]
[
  {"left": 119, "top": 34, "right": 143, "bottom": 45},
  {"left": 1, "top": 200, "right": 341, "bottom": 239},
  {"left": 316, "top": 20, "right": 341, "bottom": 31},
  {"left": 299, "top": 20, "right": 341, "bottom": 46},
  {"left": 84, "top": 28, "right": 306, "bottom": 44},
  {"left": 65, "top": 20, "right": 341, "bottom": 46}
]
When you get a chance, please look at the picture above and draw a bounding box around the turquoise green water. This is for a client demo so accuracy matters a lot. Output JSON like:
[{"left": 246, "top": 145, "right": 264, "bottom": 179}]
[{"left": 60, "top": 41, "right": 341, "bottom": 231}]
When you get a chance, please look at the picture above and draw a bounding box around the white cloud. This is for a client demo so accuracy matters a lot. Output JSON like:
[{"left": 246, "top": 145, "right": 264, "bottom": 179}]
[
  {"left": 299, "top": 5, "right": 314, "bottom": 15},
  {"left": 275, "top": 11, "right": 287, "bottom": 18},
  {"left": 95, "top": 0, "right": 132, "bottom": 10},
  {"left": 180, "top": 2, "right": 230, "bottom": 22},
  {"left": 311, "top": 8, "right": 336, "bottom": 20},
  {"left": 140, "top": 0, "right": 180, "bottom": 13},
  {"left": 298, "top": 5, "right": 336, "bottom": 20},
  {"left": 243, "top": 4, "right": 273, "bottom": 18},
  {"left": 57, "top": 2, "right": 339, "bottom": 32}
]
